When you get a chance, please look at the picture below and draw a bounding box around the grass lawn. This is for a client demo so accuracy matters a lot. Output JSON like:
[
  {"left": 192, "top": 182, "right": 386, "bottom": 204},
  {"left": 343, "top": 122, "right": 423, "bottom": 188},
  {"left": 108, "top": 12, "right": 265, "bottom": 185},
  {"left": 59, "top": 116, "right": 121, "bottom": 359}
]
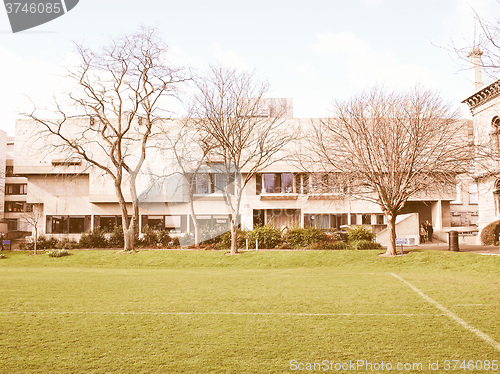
[{"left": 0, "top": 249, "right": 499, "bottom": 373}]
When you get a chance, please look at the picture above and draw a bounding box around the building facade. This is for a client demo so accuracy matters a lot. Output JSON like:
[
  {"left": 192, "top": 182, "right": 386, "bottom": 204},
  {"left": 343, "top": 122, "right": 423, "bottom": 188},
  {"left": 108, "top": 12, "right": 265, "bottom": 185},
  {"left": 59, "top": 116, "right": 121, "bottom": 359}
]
[{"left": 8, "top": 103, "right": 463, "bottom": 247}]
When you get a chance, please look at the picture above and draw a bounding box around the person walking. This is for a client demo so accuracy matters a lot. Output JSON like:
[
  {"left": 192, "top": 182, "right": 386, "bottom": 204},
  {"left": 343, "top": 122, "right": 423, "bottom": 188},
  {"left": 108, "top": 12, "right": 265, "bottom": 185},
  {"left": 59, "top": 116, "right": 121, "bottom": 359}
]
[
  {"left": 420, "top": 224, "right": 426, "bottom": 244},
  {"left": 425, "top": 220, "right": 433, "bottom": 243}
]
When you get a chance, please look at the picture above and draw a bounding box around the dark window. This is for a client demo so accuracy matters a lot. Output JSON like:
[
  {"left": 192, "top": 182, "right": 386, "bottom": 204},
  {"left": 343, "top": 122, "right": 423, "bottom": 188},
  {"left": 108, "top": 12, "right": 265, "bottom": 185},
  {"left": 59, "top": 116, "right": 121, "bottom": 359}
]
[
  {"left": 6, "top": 219, "right": 17, "bottom": 231},
  {"left": 362, "top": 214, "right": 372, "bottom": 225},
  {"left": 46, "top": 215, "right": 90, "bottom": 234},
  {"left": 5, "top": 184, "right": 27, "bottom": 195},
  {"left": 5, "top": 165, "right": 17, "bottom": 177},
  {"left": 350, "top": 214, "right": 357, "bottom": 225},
  {"left": 5, "top": 201, "right": 27, "bottom": 212},
  {"left": 51, "top": 216, "right": 68, "bottom": 234},
  {"left": 69, "top": 217, "right": 85, "bottom": 233}
]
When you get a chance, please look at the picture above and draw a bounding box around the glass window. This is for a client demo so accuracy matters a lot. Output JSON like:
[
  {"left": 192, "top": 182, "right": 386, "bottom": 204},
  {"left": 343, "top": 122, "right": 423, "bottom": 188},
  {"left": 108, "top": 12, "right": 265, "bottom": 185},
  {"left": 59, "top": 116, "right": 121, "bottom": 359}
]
[
  {"left": 263, "top": 173, "right": 276, "bottom": 193},
  {"left": 6, "top": 184, "right": 27, "bottom": 195},
  {"left": 69, "top": 217, "right": 85, "bottom": 233},
  {"left": 52, "top": 216, "right": 68, "bottom": 234},
  {"left": 469, "top": 183, "right": 478, "bottom": 204},
  {"left": 148, "top": 216, "right": 165, "bottom": 230},
  {"left": 196, "top": 173, "right": 210, "bottom": 194},
  {"left": 362, "top": 214, "right": 372, "bottom": 225},
  {"left": 5, "top": 201, "right": 26, "bottom": 212},
  {"left": 213, "top": 173, "right": 227, "bottom": 193},
  {"left": 282, "top": 173, "right": 293, "bottom": 193}
]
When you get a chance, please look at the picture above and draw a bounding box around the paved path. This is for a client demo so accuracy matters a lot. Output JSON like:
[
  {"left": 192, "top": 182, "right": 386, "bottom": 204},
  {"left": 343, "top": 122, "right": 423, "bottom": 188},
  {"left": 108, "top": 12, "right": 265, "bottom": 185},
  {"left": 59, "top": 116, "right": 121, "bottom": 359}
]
[{"left": 417, "top": 242, "right": 500, "bottom": 255}]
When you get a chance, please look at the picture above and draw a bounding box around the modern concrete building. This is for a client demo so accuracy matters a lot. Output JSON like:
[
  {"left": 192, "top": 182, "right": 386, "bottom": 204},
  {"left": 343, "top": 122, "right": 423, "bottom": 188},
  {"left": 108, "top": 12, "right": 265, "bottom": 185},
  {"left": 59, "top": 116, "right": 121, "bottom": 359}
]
[{"left": 8, "top": 100, "right": 467, "bottom": 247}]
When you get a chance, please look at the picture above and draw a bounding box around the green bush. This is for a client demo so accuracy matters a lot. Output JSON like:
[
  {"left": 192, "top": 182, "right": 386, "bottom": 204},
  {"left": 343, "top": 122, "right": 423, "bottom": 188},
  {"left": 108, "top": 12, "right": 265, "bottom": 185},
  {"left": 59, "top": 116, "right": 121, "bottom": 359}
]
[
  {"left": 47, "top": 249, "right": 70, "bottom": 257},
  {"left": 347, "top": 226, "right": 375, "bottom": 242},
  {"left": 158, "top": 230, "right": 173, "bottom": 247},
  {"left": 480, "top": 220, "right": 500, "bottom": 245},
  {"left": 247, "top": 224, "right": 283, "bottom": 249},
  {"left": 218, "top": 229, "right": 247, "bottom": 250},
  {"left": 311, "top": 241, "right": 351, "bottom": 250},
  {"left": 21, "top": 236, "right": 60, "bottom": 251},
  {"left": 330, "top": 230, "right": 348, "bottom": 242},
  {"left": 350, "top": 239, "right": 382, "bottom": 250},
  {"left": 142, "top": 225, "right": 159, "bottom": 247},
  {"left": 79, "top": 227, "right": 108, "bottom": 248},
  {"left": 284, "top": 227, "right": 326, "bottom": 248},
  {"left": 56, "top": 237, "right": 78, "bottom": 250},
  {"left": 108, "top": 226, "right": 124, "bottom": 248}
]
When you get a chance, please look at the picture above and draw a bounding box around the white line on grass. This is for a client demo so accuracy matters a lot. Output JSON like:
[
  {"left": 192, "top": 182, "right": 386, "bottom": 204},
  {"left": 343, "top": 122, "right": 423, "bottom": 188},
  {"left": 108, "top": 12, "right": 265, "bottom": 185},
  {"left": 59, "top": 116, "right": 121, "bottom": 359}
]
[
  {"left": 391, "top": 273, "right": 500, "bottom": 352},
  {"left": 0, "top": 311, "right": 440, "bottom": 317}
]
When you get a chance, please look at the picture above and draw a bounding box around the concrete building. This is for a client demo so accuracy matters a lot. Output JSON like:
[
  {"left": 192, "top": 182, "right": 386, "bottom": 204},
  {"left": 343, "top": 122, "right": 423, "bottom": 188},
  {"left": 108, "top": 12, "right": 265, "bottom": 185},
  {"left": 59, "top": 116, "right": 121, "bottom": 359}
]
[{"left": 9, "top": 101, "right": 465, "bottom": 247}]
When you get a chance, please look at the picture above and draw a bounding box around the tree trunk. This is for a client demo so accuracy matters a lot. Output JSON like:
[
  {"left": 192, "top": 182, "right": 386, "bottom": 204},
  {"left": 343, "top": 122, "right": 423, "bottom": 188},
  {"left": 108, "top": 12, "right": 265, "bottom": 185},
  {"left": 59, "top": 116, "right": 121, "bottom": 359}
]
[
  {"left": 188, "top": 198, "right": 200, "bottom": 246},
  {"left": 123, "top": 224, "right": 135, "bottom": 252},
  {"left": 230, "top": 219, "right": 238, "bottom": 254},
  {"left": 385, "top": 213, "right": 397, "bottom": 256},
  {"left": 33, "top": 227, "right": 38, "bottom": 255}
]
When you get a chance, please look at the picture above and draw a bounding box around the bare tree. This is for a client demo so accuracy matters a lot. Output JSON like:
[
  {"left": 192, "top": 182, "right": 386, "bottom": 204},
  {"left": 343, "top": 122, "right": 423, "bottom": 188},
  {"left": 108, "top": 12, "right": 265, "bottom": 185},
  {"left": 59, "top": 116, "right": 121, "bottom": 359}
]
[
  {"left": 191, "top": 65, "right": 292, "bottom": 254},
  {"left": 161, "top": 120, "right": 212, "bottom": 246},
  {"left": 21, "top": 203, "right": 43, "bottom": 255},
  {"left": 311, "top": 86, "right": 471, "bottom": 256},
  {"left": 25, "top": 27, "right": 187, "bottom": 252},
  {"left": 451, "top": 1, "right": 500, "bottom": 81}
]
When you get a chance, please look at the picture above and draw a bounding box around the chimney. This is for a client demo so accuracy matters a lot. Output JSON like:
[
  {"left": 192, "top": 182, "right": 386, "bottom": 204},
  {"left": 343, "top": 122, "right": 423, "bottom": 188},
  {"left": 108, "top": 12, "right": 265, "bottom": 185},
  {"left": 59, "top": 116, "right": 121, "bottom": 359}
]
[{"left": 468, "top": 48, "right": 483, "bottom": 91}]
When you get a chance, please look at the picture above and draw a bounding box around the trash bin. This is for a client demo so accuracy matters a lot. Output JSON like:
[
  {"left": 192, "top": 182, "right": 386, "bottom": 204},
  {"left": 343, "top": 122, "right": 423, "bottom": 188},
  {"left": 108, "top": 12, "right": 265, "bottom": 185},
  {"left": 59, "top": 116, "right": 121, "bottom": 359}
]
[{"left": 448, "top": 231, "right": 459, "bottom": 252}]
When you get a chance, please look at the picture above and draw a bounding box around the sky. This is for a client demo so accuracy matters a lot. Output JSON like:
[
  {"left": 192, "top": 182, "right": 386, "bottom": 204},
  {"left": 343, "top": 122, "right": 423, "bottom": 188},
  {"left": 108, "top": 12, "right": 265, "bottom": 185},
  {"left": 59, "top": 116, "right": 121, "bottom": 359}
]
[{"left": 0, "top": 0, "right": 498, "bottom": 136}]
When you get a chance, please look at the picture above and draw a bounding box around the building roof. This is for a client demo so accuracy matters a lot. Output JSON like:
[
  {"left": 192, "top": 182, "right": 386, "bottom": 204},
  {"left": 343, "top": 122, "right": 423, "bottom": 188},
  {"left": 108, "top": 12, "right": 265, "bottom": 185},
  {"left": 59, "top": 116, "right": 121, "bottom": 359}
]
[{"left": 462, "top": 78, "right": 500, "bottom": 111}]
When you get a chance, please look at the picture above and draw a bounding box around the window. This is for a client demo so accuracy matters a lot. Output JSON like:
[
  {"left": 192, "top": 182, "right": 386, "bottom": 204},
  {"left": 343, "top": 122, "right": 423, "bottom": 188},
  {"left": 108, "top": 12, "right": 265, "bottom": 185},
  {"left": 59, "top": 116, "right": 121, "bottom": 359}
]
[
  {"left": 46, "top": 215, "right": 91, "bottom": 234},
  {"left": 492, "top": 116, "right": 500, "bottom": 149},
  {"left": 4, "top": 201, "right": 28, "bottom": 212},
  {"left": 5, "top": 165, "right": 18, "bottom": 177},
  {"left": 69, "top": 217, "right": 85, "bottom": 233},
  {"left": 469, "top": 183, "right": 478, "bottom": 204},
  {"left": 263, "top": 173, "right": 277, "bottom": 193},
  {"left": 257, "top": 173, "right": 295, "bottom": 194},
  {"left": 194, "top": 173, "right": 230, "bottom": 194},
  {"left": 282, "top": 173, "right": 293, "bottom": 193},
  {"left": 6, "top": 219, "right": 17, "bottom": 231},
  {"left": 195, "top": 173, "right": 210, "bottom": 194},
  {"left": 141, "top": 215, "right": 187, "bottom": 233},
  {"left": 5, "top": 184, "right": 27, "bottom": 195}
]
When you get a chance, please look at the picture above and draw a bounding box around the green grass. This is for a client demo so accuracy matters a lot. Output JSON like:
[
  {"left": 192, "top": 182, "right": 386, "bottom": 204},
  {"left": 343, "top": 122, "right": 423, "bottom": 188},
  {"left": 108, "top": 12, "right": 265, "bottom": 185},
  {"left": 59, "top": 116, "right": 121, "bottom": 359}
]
[{"left": 0, "top": 249, "right": 499, "bottom": 373}]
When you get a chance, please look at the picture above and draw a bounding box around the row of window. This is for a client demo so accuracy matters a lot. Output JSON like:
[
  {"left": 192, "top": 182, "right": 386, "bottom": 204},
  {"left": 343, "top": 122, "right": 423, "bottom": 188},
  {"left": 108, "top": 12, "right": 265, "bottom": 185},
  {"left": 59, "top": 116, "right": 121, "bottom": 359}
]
[
  {"left": 5, "top": 201, "right": 32, "bottom": 213},
  {"left": 5, "top": 184, "right": 27, "bottom": 195},
  {"left": 33, "top": 212, "right": 387, "bottom": 234},
  {"left": 190, "top": 172, "right": 349, "bottom": 196}
]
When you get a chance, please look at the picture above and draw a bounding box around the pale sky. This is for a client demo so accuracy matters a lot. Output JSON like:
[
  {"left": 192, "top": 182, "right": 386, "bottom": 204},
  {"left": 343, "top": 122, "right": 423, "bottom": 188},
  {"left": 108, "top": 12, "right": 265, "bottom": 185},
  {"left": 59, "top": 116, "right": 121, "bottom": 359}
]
[{"left": 0, "top": 0, "right": 497, "bottom": 135}]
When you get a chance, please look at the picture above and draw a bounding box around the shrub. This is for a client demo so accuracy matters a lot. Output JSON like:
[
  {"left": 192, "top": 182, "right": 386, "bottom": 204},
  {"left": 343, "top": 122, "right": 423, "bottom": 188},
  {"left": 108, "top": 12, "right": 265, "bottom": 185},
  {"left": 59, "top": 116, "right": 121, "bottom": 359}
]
[
  {"left": 284, "top": 227, "right": 326, "bottom": 248},
  {"left": 56, "top": 237, "right": 78, "bottom": 250},
  {"left": 247, "top": 224, "right": 283, "bottom": 249},
  {"left": 158, "top": 230, "right": 173, "bottom": 247},
  {"left": 141, "top": 225, "right": 159, "bottom": 247},
  {"left": 79, "top": 227, "right": 108, "bottom": 248},
  {"left": 218, "top": 229, "right": 247, "bottom": 250},
  {"left": 480, "top": 220, "right": 500, "bottom": 245},
  {"left": 350, "top": 239, "right": 382, "bottom": 250},
  {"left": 311, "top": 241, "right": 351, "bottom": 250},
  {"left": 330, "top": 230, "right": 348, "bottom": 242},
  {"left": 47, "top": 249, "right": 70, "bottom": 257},
  {"left": 108, "top": 226, "right": 125, "bottom": 248},
  {"left": 347, "top": 226, "right": 375, "bottom": 242}
]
